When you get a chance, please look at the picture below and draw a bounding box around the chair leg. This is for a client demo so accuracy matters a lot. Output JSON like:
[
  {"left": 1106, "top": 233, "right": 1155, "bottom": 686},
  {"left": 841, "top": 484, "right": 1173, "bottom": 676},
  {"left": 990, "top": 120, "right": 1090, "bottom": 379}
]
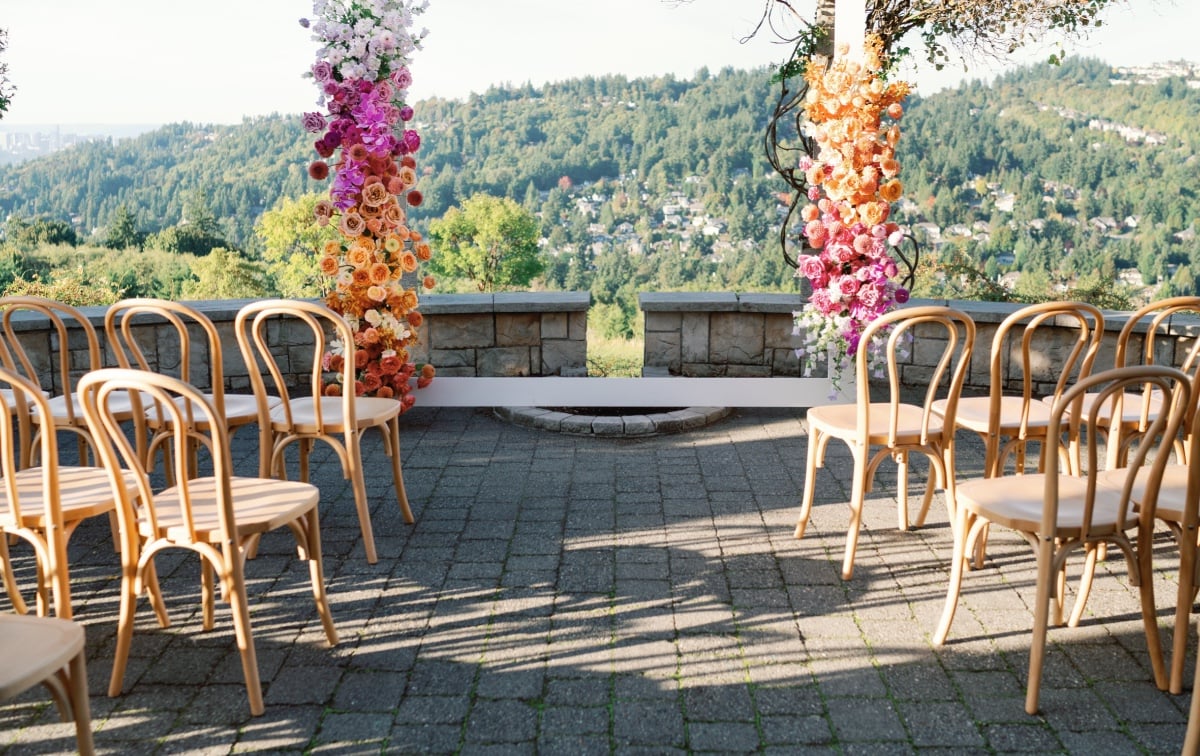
[
  {"left": 1067, "top": 543, "right": 1100, "bottom": 628},
  {"left": 1172, "top": 527, "right": 1199, "bottom": 694},
  {"left": 343, "top": 431, "right": 379, "bottom": 564},
  {"left": 222, "top": 555, "right": 264, "bottom": 716},
  {"left": 386, "top": 419, "right": 413, "bottom": 524},
  {"left": 1136, "top": 529, "right": 1168, "bottom": 691},
  {"left": 299, "top": 508, "right": 338, "bottom": 646},
  {"left": 64, "top": 648, "right": 95, "bottom": 756},
  {"left": 0, "top": 533, "right": 29, "bottom": 615},
  {"left": 201, "top": 559, "right": 215, "bottom": 631},
  {"left": 896, "top": 451, "right": 910, "bottom": 532},
  {"left": 1026, "top": 540, "right": 1056, "bottom": 715},
  {"left": 841, "top": 445, "right": 869, "bottom": 580},
  {"left": 108, "top": 565, "right": 140, "bottom": 698},
  {"left": 1185, "top": 622, "right": 1200, "bottom": 754},
  {"left": 934, "top": 506, "right": 975, "bottom": 646},
  {"left": 795, "top": 427, "right": 822, "bottom": 539}
]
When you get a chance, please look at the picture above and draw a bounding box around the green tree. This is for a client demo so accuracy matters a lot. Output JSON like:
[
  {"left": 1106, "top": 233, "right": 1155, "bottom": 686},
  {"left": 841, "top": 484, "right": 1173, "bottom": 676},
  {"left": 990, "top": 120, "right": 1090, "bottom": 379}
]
[
  {"left": 255, "top": 193, "right": 340, "bottom": 297},
  {"left": 104, "top": 204, "right": 144, "bottom": 250},
  {"left": 182, "top": 247, "right": 272, "bottom": 300},
  {"left": 427, "top": 194, "right": 543, "bottom": 291}
]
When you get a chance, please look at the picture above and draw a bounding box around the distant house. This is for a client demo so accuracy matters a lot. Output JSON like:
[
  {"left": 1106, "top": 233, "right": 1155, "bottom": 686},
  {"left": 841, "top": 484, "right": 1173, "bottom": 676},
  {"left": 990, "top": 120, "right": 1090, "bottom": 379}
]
[{"left": 911, "top": 222, "right": 941, "bottom": 242}]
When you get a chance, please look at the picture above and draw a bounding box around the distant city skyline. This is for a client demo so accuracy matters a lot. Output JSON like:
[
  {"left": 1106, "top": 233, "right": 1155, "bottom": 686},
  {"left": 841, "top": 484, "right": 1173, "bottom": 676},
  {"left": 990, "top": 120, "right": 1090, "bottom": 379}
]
[{"left": 1, "top": 1, "right": 1195, "bottom": 126}]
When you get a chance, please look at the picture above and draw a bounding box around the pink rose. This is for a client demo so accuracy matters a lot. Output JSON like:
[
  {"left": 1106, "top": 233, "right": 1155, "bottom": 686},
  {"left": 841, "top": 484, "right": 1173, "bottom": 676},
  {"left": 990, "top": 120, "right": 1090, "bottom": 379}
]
[
  {"left": 837, "top": 275, "right": 860, "bottom": 299},
  {"left": 798, "top": 255, "right": 826, "bottom": 282},
  {"left": 857, "top": 283, "right": 881, "bottom": 309},
  {"left": 311, "top": 60, "right": 333, "bottom": 82}
]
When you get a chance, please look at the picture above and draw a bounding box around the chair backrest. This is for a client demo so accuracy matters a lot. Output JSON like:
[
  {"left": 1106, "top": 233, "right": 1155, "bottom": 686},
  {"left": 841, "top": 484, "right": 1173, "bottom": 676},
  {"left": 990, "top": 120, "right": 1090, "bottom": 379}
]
[
  {"left": 0, "top": 365, "right": 66, "bottom": 535},
  {"left": 78, "top": 368, "right": 237, "bottom": 550},
  {"left": 988, "top": 300, "right": 1105, "bottom": 414},
  {"left": 854, "top": 305, "right": 976, "bottom": 447},
  {"left": 1045, "top": 364, "right": 1192, "bottom": 540},
  {"left": 1114, "top": 296, "right": 1200, "bottom": 372},
  {"left": 104, "top": 298, "right": 229, "bottom": 418},
  {"left": 1113, "top": 296, "right": 1200, "bottom": 433},
  {"left": 234, "top": 299, "right": 358, "bottom": 432},
  {"left": 0, "top": 296, "right": 102, "bottom": 408}
]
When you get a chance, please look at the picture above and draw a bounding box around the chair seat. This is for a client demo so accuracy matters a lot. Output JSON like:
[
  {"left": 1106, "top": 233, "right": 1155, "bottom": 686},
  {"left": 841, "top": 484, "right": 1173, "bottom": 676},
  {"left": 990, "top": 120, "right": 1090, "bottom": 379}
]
[
  {"left": 0, "top": 386, "right": 49, "bottom": 414},
  {"left": 0, "top": 466, "right": 138, "bottom": 527},
  {"left": 1044, "top": 389, "right": 1163, "bottom": 426},
  {"left": 270, "top": 396, "right": 401, "bottom": 435},
  {"left": 146, "top": 393, "right": 279, "bottom": 430},
  {"left": 934, "top": 395, "right": 1053, "bottom": 434},
  {"left": 146, "top": 476, "right": 321, "bottom": 541},
  {"left": 808, "top": 402, "right": 943, "bottom": 446},
  {"left": 0, "top": 613, "right": 85, "bottom": 699},
  {"left": 958, "top": 473, "right": 1128, "bottom": 536},
  {"left": 1099, "top": 465, "right": 1188, "bottom": 522},
  {"left": 40, "top": 392, "right": 135, "bottom": 424}
]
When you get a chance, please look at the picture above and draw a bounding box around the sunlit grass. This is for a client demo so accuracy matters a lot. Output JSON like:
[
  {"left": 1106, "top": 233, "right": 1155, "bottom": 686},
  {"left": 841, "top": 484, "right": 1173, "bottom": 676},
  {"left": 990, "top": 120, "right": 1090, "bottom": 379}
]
[{"left": 587, "top": 331, "right": 643, "bottom": 377}]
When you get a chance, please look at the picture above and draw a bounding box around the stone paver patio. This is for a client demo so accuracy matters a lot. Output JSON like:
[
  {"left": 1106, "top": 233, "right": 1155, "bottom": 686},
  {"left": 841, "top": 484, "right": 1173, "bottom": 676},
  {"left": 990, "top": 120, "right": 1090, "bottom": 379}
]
[{"left": 0, "top": 406, "right": 1194, "bottom": 754}]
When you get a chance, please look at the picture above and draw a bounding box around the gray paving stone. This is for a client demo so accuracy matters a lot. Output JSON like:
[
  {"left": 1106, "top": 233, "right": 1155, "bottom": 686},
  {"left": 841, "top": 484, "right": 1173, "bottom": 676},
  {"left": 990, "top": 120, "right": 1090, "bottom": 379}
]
[{"left": 2, "top": 406, "right": 1192, "bottom": 754}]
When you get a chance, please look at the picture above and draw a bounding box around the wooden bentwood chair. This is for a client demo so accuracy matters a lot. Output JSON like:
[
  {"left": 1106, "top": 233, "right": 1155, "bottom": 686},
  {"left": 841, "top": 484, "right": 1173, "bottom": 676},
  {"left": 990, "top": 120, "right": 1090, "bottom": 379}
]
[
  {"left": 0, "top": 366, "right": 144, "bottom": 620},
  {"left": 1103, "top": 397, "right": 1200, "bottom": 695},
  {"left": 934, "top": 364, "right": 1192, "bottom": 715},
  {"left": 0, "top": 613, "right": 95, "bottom": 755},
  {"left": 78, "top": 368, "right": 338, "bottom": 717},
  {"left": 235, "top": 299, "right": 413, "bottom": 565},
  {"left": 0, "top": 296, "right": 134, "bottom": 468},
  {"left": 933, "top": 301, "right": 1104, "bottom": 479},
  {"left": 104, "top": 298, "right": 280, "bottom": 478},
  {"left": 795, "top": 305, "right": 976, "bottom": 580}
]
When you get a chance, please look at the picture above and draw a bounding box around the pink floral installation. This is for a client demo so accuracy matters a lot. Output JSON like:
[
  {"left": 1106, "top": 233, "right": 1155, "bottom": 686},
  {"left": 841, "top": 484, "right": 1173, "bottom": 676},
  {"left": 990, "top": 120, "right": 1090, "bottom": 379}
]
[
  {"left": 300, "top": 0, "right": 434, "bottom": 408},
  {"left": 792, "top": 35, "right": 912, "bottom": 393}
]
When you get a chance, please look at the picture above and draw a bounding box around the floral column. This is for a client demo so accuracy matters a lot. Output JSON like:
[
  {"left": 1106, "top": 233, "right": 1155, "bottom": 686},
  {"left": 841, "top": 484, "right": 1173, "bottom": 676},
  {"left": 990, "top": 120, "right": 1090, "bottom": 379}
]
[
  {"left": 793, "top": 35, "right": 911, "bottom": 391},
  {"left": 301, "top": 0, "right": 435, "bottom": 410}
]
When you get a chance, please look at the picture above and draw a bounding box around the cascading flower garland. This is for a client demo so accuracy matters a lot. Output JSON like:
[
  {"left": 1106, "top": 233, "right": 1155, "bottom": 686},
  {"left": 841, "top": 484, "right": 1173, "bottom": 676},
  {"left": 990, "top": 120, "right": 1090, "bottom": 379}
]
[
  {"left": 300, "top": 0, "right": 435, "bottom": 408},
  {"left": 793, "top": 36, "right": 911, "bottom": 391}
]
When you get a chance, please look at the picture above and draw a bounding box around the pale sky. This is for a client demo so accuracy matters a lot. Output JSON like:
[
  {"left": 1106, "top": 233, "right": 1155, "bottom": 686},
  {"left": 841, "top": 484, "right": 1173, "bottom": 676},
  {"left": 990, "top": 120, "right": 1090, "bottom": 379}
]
[{"left": 0, "top": 0, "right": 1194, "bottom": 126}]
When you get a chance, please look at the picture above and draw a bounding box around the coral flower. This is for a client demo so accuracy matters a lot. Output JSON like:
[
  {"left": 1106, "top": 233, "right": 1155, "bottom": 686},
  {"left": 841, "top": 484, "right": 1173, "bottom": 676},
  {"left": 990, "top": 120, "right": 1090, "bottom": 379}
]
[{"left": 422, "top": 275, "right": 436, "bottom": 290}]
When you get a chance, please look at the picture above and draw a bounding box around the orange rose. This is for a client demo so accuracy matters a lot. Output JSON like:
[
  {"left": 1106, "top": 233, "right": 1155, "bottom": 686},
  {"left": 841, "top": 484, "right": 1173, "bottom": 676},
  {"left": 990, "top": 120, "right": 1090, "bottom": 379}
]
[
  {"left": 879, "top": 179, "right": 903, "bottom": 203},
  {"left": 400, "top": 251, "right": 418, "bottom": 273},
  {"left": 319, "top": 255, "right": 340, "bottom": 276},
  {"left": 422, "top": 275, "right": 436, "bottom": 290},
  {"left": 369, "top": 262, "right": 390, "bottom": 284}
]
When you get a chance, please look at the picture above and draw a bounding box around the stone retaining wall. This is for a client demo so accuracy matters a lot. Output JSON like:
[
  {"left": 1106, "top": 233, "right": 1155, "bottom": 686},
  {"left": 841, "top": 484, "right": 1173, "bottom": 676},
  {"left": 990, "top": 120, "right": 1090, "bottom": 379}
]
[
  {"left": 5, "top": 292, "right": 590, "bottom": 393},
  {"left": 8, "top": 293, "right": 1198, "bottom": 401},
  {"left": 638, "top": 293, "right": 1200, "bottom": 396}
]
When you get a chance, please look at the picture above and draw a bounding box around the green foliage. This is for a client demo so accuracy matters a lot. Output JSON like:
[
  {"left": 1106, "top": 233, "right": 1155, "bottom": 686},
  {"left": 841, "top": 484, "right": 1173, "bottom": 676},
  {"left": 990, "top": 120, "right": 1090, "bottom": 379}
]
[
  {"left": 427, "top": 194, "right": 543, "bottom": 292},
  {"left": 4, "top": 215, "right": 77, "bottom": 250},
  {"left": 182, "top": 247, "right": 272, "bottom": 300},
  {"left": 3, "top": 270, "right": 119, "bottom": 306},
  {"left": 103, "top": 204, "right": 144, "bottom": 250},
  {"left": 255, "top": 193, "right": 340, "bottom": 297}
]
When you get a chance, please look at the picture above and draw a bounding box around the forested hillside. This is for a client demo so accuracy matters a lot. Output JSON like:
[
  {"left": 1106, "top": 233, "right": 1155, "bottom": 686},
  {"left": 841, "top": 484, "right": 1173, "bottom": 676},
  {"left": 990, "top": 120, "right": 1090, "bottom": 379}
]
[{"left": 2, "top": 57, "right": 1200, "bottom": 318}]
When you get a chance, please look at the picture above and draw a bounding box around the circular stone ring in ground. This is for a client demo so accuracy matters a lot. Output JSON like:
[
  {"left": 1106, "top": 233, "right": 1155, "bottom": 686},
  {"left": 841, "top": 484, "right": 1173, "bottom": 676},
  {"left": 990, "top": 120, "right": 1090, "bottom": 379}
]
[{"left": 494, "top": 406, "right": 731, "bottom": 437}]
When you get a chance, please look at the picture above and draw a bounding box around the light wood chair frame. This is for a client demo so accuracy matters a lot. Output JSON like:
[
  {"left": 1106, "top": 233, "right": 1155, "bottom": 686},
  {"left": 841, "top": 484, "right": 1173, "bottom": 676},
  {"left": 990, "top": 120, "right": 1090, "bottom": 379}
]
[
  {"left": 0, "top": 365, "right": 145, "bottom": 620},
  {"left": 235, "top": 299, "right": 413, "bottom": 565},
  {"left": 939, "top": 301, "right": 1104, "bottom": 479},
  {"left": 0, "top": 613, "right": 95, "bottom": 755},
  {"left": 78, "top": 367, "right": 339, "bottom": 717},
  {"left": 933, "top": 364, "right": 1191, "bottom": 715},
  {"left": 795, "top": 305, "right": 976, "bottom": 580},
  {"left": 104, "top": 297, "right": 277, "bottom": 478}
]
